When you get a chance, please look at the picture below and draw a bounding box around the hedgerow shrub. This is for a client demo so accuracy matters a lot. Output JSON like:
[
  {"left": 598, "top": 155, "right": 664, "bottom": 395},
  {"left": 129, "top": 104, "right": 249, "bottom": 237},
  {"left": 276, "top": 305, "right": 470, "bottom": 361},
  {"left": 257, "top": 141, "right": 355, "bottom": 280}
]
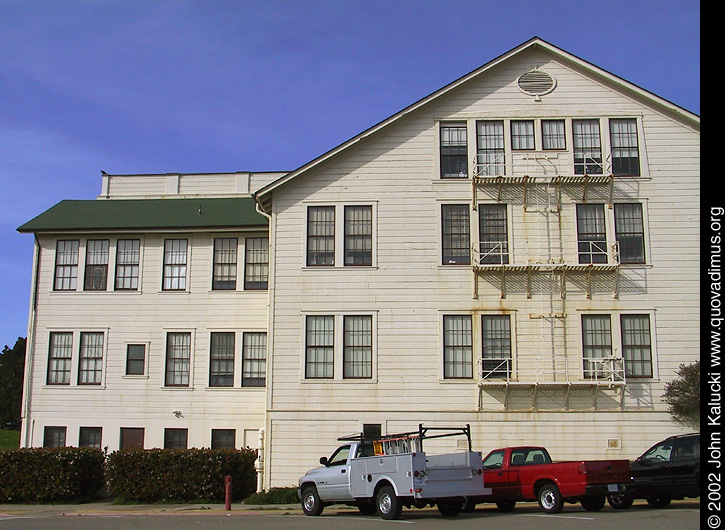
[
  {"left": 0, "top": 447, "right": 105, "bottom": 503},
  {"left": 243, "top": 486, "right": 299, "bottom": 504},
  {"left": 106, "top": 448, "right": 257, "bottom": 503}
]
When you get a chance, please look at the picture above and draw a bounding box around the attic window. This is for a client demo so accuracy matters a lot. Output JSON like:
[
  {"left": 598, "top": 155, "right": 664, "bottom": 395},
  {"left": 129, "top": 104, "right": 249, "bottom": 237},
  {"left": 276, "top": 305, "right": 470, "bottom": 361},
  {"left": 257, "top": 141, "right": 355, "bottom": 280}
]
[{"left": 517, "top": 70, "right": 556, "bottom": 98}]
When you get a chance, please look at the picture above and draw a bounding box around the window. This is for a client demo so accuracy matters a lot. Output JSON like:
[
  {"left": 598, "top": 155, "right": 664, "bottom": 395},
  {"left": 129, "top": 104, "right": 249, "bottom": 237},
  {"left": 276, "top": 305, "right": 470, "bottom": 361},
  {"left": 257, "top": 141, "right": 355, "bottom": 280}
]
[
  {"left": 614, "top": 204, "right": 645, "bottom": 264},
  {"left": 441, "top": 205, "right": 470, "bottom": 265},
  {"left": 120, "top": 427, "right": 144, "bottom": 449},
  {"left": 54, "top": 240, "right": 79, "bottom": 291},
  {"left": 213, "top": 238, "right": 237, "bottom": 290},
  {"left": 476, "top": 120, "right": 505, "bottom": 176},
  {"left": 511, "top": 120, "right": 534, "bottom": 150},
  {"left": 47, "top": 332, "right": 73, "bottom": 385},
  {"left": 115, "top": 239, "right": 140, "bottom": 290},
  {"left": 164, "top": 428, "right": 188, "bottom": 449},
  {"left": 478, "top": 204, "right": 509, "bottom": 264},
  {"left": 78, "top": 332, "right": 104, "bottom": 385},
  {"left": 609, "top": 119, "right": 640, "bottom": 176},
  {"left": 482, "top": 449, "right": 505, "bottom": 469},
  {"left": 443, "top": 315, "right": 472, "bottom": 379},
  {"left": 212, "top": 429, "right": 236, "bottom": 449},
  {"left": 307, "top": 206, "right": 335, "bottom": 266},
  {"left": 344, "top": 206, "right": 373, "bottom": 266},
  {"left": 305, "top": 316, "right": 334, "bottom": 379},
  {"left": 242, "top": 332, "right": 266, "bottom": 387},
  {"left": 482, "top": 315, "right": 512, "bottom": 378},
  {"left": 125, "top": 344, "right": 146, "bottom": 375},
  {"left": 440, "top": 123, "right": 468, "bottom": 178},
  {"left": 43, "top": 426, "right": 66, "bottom": 448},
  {"left": 327, "top": 445, "right": 351, "bottom": 467},
  {"left": 210, "top": 332, "right": 235, "bottom": 387},
  {"left": 165, "top": 332, "right": 191, "bottom": 387},
  {"left": 84, "top": 239, "right": 109, "bottom": 290},
  {"left": 573, "top": 119, "right": 603, "bottom": 175},
  {"left": 343, "top": 315, "right": 372, "bottom": 379},
  {"left": 79, "top": 427, "right": 102, "bottom": 448},
  {"left": 582, "top": 315, "right": 612, "bottom": 379},
  {"left": 542, "top": 120, "right": 565, "bottom": 150},
  {"left": 621, "top": 315, "right": 652, "bottom": 378},
  {"left": 576, "top": 204, "right": 608, "bottom": 264},
  {"left": 162, "top": 239, "right": 188, "bottom": 291},
  {"left": 244, "top": 237, "right": 269, "bottom": 289}
]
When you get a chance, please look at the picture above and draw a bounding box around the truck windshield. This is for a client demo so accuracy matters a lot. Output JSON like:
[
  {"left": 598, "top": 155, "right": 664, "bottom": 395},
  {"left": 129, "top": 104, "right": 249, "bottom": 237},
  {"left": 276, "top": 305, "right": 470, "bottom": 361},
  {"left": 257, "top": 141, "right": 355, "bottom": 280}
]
[{"left": 327, "top": 445, "right": 351, "bottom": 467}]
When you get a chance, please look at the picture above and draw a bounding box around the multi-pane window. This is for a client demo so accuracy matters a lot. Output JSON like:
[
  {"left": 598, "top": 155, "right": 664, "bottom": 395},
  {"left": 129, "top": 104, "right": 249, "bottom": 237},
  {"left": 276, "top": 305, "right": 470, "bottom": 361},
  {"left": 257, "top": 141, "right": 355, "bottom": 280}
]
[
  {"left": 47, "top": 332, "right": 73, "bottom": 385},
  {"left": 482, "top": 315, "right": 512, "bottom": 378},
  {"left": 209, "top": 332, "right": 235, "bottom": 387},
  {"left": 54, "top": 240, "right": 79, "bottom": 291},
  {"left": 576, "top": 204, "right": 608, "bottom": 264},
  {"left": 242, "top": 332, "right": 267, "bottom": 387},
  {"left": 478, "top": 204, "right": 509, "bottom": 264},
  {"left": 84, "top": 239, "right": 109, "bottom": 290},
  {"left": 582, "top": 315, "right": 612, "bottom": 379},
  {"left": 441, "top": 205, "right": 470, "bottom": 265},
  {"left": 614, "top": 203, "right": 646, "bottom": 264},
  {"left": 307, "top": 206, "right": 335, "bottom": 266},
  {"left": 443, "top": 315, "right": 473, "bottom": 379},
  {"left": 115, "top": 239, "right": 140, "bottom": 290},
  {"left": 125, "top": 344, "right": 146, "bottom": 375},
  {"left": 621, "top": 315, "right": 652, "bottom": 378},
  {"left": 244, "top": 237, "right": 269, "bottom": 290},
  {"left": 78, "top": 332, "right": 104, "bottom": 385},
  {"left": 511, "top": 120, "right": 535, "bottom": 150},
  {"left": 305, "top": 316, "right": 334, "bottom": 379},
  {"left": 165, "top": 332, "right": 191, "bottom": 387},
  {"left": 542, "top": 120, "right": 566, "bottom": 150},
  {"left": 476, "top": 120, "right": 505, "bottom": 176},
  {"left": 573, "top": 119, "right": 603, "bottom": 175},
  {"left": 213, "top": 238, "right": 237, "bottom": 290},
  {"left": 79, "top": 427, "right": 102, "bottom": 448},
  {"left": 609, "top": 119, "right": 640, "bottom": 176},
  {"left": 162, "top": 239, "right": 188, "bottom": 291},
  {"left": 343, "top": 315, "right": 372, "bottom": 379},
  {"left": 43, "top": 427, "right": 66, "bottom": 448},
  {"left": 344, "top": 206, "right": 373, "bottom": 266},
  {"left": 440, "top": 123, "right": 468, "bottom": 178},
  {"left": 164, "top": 428, "right": 188, "bottom": 449},
  {"left": 212, "top": 429, "right": 236, "bottom": 449}
]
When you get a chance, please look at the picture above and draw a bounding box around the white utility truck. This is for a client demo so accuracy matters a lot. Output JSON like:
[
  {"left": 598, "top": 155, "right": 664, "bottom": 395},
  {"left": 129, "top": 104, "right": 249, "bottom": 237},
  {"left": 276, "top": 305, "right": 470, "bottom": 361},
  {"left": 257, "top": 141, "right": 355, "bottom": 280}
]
[{"left": 297, "top": 425, "right": 488, "bottom": 519}]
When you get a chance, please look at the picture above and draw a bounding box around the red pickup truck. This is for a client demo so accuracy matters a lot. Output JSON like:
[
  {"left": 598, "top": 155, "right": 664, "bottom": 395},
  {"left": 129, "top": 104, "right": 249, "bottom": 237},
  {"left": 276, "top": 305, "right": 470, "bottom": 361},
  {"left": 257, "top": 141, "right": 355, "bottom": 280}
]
[{"left": 470, "top": 446, "right": 631, "bottom": 514}]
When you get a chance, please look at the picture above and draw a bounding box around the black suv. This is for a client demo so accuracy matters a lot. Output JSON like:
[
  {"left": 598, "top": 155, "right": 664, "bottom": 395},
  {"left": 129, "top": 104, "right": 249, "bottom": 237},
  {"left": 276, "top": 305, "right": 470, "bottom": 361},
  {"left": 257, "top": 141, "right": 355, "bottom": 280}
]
[{"left": 608, "top": 433, "right": 700, "bottom": 509}]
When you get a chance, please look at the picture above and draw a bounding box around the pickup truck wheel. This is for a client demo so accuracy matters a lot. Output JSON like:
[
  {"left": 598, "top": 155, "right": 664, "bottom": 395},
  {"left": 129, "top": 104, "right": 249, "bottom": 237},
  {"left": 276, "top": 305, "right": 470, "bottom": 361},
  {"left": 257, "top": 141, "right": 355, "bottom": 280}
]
[
  {"left": 461, "top": 497, "right": 476, "bottom": 513},
  {"left": 437, "top": 500, "right": 462, "bottom": 517},
  {"left": 495, "top": 500, "right": 516, "bottom": 512},
  {"left": 301, "top": 486, "right": 324, "bottom": 516},
  {"left": 537, "top": 483, "right": 564, "bottom": 514},
  {"left": 580, "top": 495, "right": 606, "bottom": 512},
  {"left": 645, "top": 496, "right": 671, "bottom": 508},
  {"left": 376, "top": 485, "right": 402, "bottom": 520},
  {"left": 607, "top": 492, "right": 634, "bottom": 509}
]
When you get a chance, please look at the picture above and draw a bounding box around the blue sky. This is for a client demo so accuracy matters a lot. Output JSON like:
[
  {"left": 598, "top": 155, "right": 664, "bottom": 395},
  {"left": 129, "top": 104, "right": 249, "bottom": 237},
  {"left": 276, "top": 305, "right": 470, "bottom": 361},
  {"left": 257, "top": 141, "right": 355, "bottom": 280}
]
[{"left": 0, "top": 0, "right": 700, "bottom": 345}]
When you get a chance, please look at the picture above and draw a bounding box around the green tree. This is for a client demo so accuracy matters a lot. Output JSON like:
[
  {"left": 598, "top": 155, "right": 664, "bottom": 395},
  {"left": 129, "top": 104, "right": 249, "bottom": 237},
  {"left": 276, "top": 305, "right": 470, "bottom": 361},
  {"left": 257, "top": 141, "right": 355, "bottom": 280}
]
[
  {"left": 0, "top": 337, "right": 26, "bottom": 430},
  {"left": 662, "top": 360, "right": 700, "bottom": 431}
]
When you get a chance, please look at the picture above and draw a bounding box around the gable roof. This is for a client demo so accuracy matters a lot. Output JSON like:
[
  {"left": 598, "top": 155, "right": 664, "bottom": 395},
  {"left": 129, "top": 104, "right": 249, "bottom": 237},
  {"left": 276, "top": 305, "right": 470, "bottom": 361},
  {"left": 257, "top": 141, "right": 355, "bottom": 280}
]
[
  {"left": 253, "top": 36, "right": 699, "bottom": 213},
  {"left": 17, "top": 197, "right": 267, "bottom": 233}
]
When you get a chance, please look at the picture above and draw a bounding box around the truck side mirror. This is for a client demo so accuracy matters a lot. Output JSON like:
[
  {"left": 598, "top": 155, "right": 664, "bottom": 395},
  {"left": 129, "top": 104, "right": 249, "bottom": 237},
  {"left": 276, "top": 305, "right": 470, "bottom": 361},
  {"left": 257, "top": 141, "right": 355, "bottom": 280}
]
[{"left": 319, "top": 456, "right": 328, "bottom": 466}]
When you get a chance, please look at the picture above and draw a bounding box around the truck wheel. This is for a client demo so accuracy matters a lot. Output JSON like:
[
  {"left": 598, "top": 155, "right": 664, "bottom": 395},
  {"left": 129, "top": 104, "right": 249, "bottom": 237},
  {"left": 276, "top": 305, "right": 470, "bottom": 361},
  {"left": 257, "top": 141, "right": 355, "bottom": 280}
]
[
  {"left": 607, "top": 492, "right": 634, "bottom": 509},
  {"left": 580, "top": 495, "right": 606, "bottom": 512},
  {"left": 461, "top": 497, "right": 476, "bottom": 513},
  {"left": 376, "top": 485, "right": 402, "bottom": 520},
  {"left": 537, "top": 483, "right": 563, "bottom": 514},
  {"left": 301, "top": 486, "right": 324, "bottom": 516},
  {"left": 645, "top": 496, "right": 671, "bottom": 508},
  {"left": 437, "top": 500, "right": 462, "bottom": 517},
  {"left": 495, "top": 500, "right": 516, "bottom": 512}
]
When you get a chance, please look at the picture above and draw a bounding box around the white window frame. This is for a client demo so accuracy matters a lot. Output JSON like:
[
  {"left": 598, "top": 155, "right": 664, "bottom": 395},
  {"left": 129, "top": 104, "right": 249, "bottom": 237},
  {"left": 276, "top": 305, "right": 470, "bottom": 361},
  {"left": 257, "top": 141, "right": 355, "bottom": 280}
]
[
  {"left": 44, "top": 329, "right": 108, "bottom": 388},
  {"left": 162, "top": 329, "right": 195, "bottom": 389}
]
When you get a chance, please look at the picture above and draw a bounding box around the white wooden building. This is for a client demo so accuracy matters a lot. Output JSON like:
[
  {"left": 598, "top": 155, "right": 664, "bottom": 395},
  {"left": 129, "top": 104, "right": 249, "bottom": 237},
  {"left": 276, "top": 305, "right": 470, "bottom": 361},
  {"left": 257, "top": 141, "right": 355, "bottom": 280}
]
[{"left": 18, "top": 38, "right": 699, "bottom": 489}]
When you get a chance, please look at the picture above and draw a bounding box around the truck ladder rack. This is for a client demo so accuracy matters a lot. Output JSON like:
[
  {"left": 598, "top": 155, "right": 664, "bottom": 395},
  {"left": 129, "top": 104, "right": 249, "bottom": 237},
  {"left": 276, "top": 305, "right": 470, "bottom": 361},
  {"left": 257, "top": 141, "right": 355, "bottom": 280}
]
[{"left": 338, "top": 424, "right": 473, "bottom": 455}]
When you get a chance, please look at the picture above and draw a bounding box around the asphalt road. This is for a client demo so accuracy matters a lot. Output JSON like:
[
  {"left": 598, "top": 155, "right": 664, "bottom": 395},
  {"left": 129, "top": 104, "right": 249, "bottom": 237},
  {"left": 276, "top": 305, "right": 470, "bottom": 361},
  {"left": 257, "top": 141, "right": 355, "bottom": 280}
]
[{"left": 0, "top": 500, "right": 700, "bottom": 530}]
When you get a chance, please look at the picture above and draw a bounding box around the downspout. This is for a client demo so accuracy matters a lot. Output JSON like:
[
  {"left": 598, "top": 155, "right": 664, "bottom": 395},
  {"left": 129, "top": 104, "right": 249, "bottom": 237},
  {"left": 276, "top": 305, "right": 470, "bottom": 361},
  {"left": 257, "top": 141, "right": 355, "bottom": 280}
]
[
  {"left": 254, "top": 198, "right": 274, "bottom": 491},
  {"left": 21, "top": 234, "right": 41, "bottom": 448}
]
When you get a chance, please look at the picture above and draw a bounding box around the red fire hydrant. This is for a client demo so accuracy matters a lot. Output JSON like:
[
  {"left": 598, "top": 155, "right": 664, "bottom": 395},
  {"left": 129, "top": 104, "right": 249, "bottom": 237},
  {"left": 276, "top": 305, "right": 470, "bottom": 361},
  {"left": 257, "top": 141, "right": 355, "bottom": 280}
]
[{"left": 225, "top": 475, "right": 232, "bottom": 511}]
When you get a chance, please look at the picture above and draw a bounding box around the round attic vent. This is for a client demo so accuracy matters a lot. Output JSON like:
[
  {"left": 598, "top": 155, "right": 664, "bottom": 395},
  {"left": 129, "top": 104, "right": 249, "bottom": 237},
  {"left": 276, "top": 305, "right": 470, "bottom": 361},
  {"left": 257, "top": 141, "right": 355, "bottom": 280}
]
[{"left": 517, "top": 70, "right": 556, "bottom": 97}]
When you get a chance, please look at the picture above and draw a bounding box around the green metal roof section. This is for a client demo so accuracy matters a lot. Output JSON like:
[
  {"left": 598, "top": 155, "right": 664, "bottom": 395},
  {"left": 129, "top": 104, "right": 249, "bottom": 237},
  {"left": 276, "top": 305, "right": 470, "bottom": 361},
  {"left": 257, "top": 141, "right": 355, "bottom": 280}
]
[{"left": 17, "top": 197, "right": 268, "bottom": 233}]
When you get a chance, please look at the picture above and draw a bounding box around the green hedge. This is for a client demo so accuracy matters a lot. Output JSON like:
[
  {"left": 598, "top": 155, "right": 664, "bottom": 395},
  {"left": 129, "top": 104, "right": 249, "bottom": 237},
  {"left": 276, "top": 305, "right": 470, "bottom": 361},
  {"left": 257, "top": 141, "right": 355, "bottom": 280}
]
[
  {"left": 0, "top": 447, "right": 105, "bottom": 503},
  {"left": 106, "top": 448, "right": 257, "bottom": 503}
]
